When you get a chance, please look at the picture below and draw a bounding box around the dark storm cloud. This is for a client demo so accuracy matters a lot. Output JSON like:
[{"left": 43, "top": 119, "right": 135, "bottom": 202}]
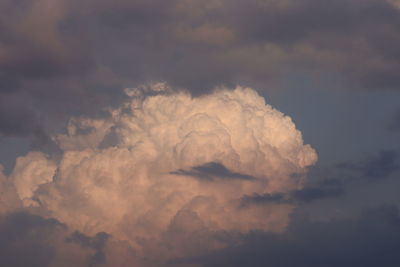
[
  {"left": 171, "top": 162, "right": 256, "bottom": 181},
  {"left": 180, "top": 204, "right": 400, "bottom": 267}
]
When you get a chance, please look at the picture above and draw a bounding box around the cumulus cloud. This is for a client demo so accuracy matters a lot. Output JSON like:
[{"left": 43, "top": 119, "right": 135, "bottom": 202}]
[
  {"left": 5, "top": 84, "right": 316, "bottom": 263},
  {"left": 10, "top": 152, "right": 56, "bottom": 206},
  {"left": 0, "top": 211, "right": 124, "bottom": 267}
]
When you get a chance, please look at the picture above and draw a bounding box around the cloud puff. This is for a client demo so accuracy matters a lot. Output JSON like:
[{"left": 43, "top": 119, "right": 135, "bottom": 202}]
[
  {"left": 0, "top": 211, "right": 124, "bottom": 267},
  {"left": 8, "top": 84, "right": 317, "bottom": 260},
  {"left": 10, "top": 152, "right": 56, "bottom": 206}
]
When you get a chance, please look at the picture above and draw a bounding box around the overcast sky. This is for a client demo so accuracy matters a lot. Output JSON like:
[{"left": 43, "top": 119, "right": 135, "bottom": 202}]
[{"left": 1, "top": 0, "right": 400, "bottom": 266}]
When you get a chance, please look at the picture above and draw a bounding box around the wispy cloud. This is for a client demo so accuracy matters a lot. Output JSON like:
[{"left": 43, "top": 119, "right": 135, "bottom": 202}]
[{"left": 171, "top": 162, "right": 256, "bottom": 181}]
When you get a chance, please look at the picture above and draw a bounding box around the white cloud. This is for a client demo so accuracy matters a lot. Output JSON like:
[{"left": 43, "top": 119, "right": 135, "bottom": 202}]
[
  {"left": 9, "top": 84, "right": 317, "bottom": 260},
  {"left": 10, "top": 152, "right": 56, "bottom": 206}
]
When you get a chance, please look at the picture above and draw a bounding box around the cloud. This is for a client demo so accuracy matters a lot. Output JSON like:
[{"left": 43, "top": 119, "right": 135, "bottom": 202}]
[
  {"left": 242, "top": 148, "right": 400, "bottom": 209},
  {"left": 0, "top": 212, "right": 94, "bottom": 267},
  {"left": 0, "top": 0, "right": 93, "bottom": 78},
  {"left": 0, "top": 212, "right": 63, "bottom": 267},
  {"left": 361, "top": 150, "right": 400, "bottom": 179},
  {"left": 171, "top": 162, "right": 256, "bottom": 181},
  {"left": 0, "top": 210, "right": 131, "bottom": 267},
  {"left": 290, "top": 179, "right": 345, "bottom": 202},
  {"left": 0, "top": 95, "right": 38, "bottom": 137},
  {"left": 181, "top": 204, "right": 400, "bottom": 267},
  {"left": 1, "top": 0, "right": 400, "bottom": 141},
  {"left": 2, "top": 0, "right": 399, "bottom": 264},
  {"left": 66, "top": 231, "right": 110, "bottom": 266},
  {"left": 6, "top": 84, "right": 317, "bottom": 263},
  {"left": 10, "top": 152, "right": 57, "bottom": 206},
  {"left": 243, "top": 148, "right": 400, "bottom": 208},
  {"left": 82, "top": 0, "right": 400, "bottom": 91},
  {"left": 242, "top": 178, "right": 345, "bottom": 205},
  {"left": 0, "top": 164, "right": 21, "bottom": 214},
  {"left": 338, "top": 149, "right": 400, "bottom": 180}
]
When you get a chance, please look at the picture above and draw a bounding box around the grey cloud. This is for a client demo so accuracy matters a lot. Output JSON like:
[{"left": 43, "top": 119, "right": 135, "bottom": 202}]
[
  {"left": 3, "top": 205, "right": 400, "bottom": 267},
  {"left": 0, "top": 211, "right": 112, "bottom": 267},
  {"left": 242, "top": 178, "right": 345, "bottom": 206},
  {"left": 85, "top": 0, "right": 400, "bottom": 91},
  {"left": 291, "top": 179, "right": 345, "bottom": 203},
  {"left": 0, "top": 212, "right": 63, "bottom": 267},
  {"left": 228, "top": 0, "right": 400, "bottom": 89},
  {"left": 361, "top": 150, "right": 400, "bottom": 179},
  {"left": 66, "top": 231, "right": 110, "bottom": 266},
  {"left": 242, "top": 192, "right": 288, "bottom": 205},
  {"left": 0, "top": 95, "right": 38, "bottom": 137},
  {"left": 231, "top": 0, "right": 400, "bottom": 44},
  {"left": 0, "top": 0, "right": 96, "bottom": 141},
  {"left": 0, "top": 72, "right": 20, "bottom": 93},
  {"left": 1, "top": 0, "right": 400, "bottom": 140},
  {"left": 338, "top": 149, "right": 400, "bottom": 180},
  {"left": 0, "top": 0, "right": 93, "bottom": 79},
  {"left": 171, "top": 162, "right": 256, "bottom": 181},
  {"left": 243, "top": 149, "right": 400, "bottom": 207},
  {"left": 98, "top": 126, "right": 119, "bottom": 149},
  {"left": 0, "top": 94, "right": 61, "bottom": 155},
  {"left": 181, "top": 204, "right": 400, "bottom": 267}
]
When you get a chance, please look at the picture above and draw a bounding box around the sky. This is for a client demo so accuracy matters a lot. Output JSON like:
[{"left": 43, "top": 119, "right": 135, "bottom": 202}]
[{"left": 0, "top": 0, "right": 400, "bottom": 266}]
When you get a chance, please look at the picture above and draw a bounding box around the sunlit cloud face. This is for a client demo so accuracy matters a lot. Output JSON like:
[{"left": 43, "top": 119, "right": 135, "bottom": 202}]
[{"left": 8, "top": 83, "right": 317, "bottom": 260}]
